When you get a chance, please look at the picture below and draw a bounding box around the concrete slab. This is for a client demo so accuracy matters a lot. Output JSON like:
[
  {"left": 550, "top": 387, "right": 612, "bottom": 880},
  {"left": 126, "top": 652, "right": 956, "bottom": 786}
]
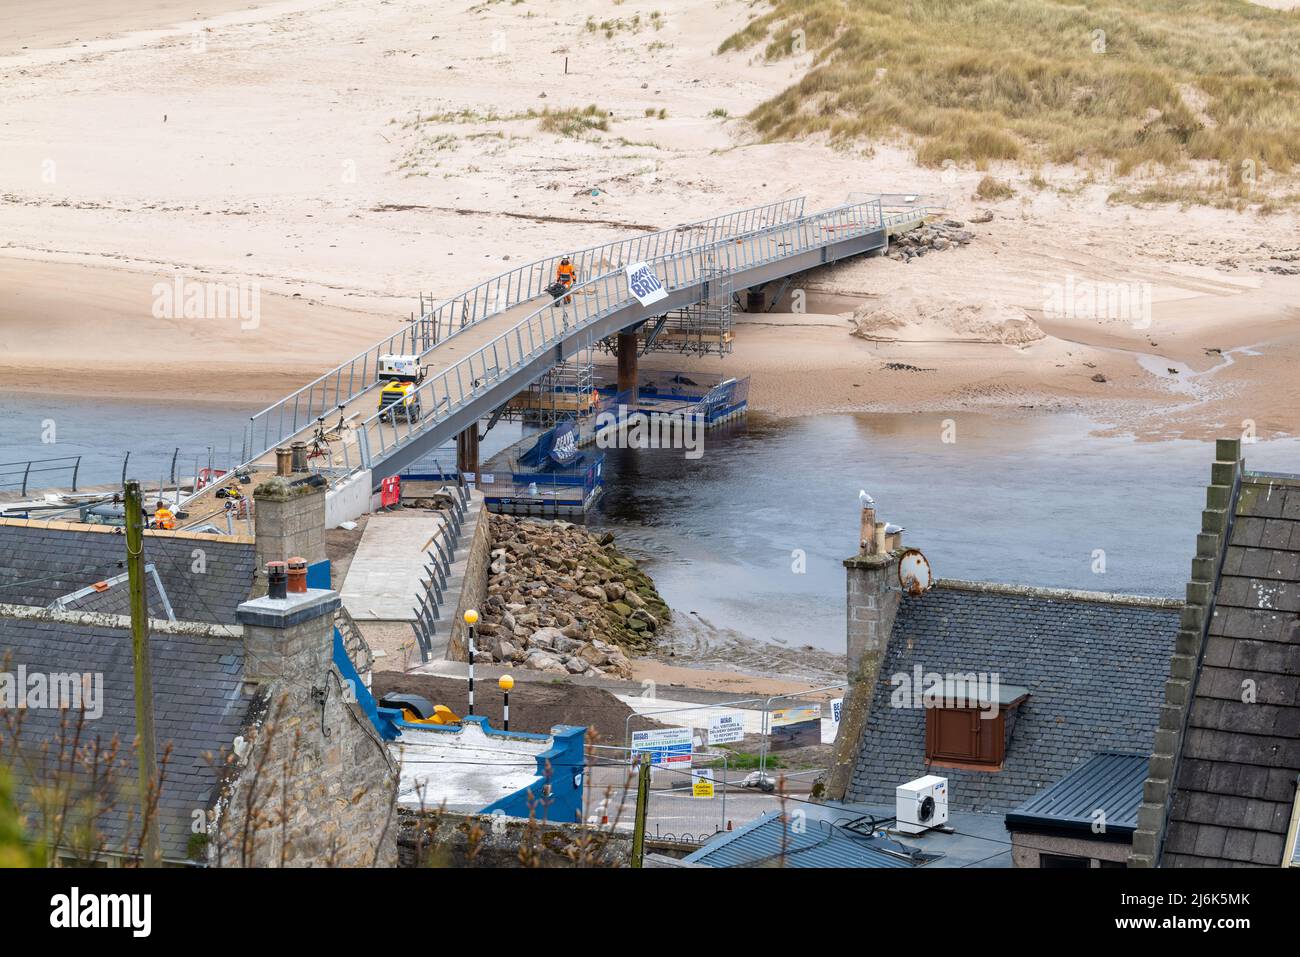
[{"left": 340, "top": 511, "right": 449, "bottom": 621}]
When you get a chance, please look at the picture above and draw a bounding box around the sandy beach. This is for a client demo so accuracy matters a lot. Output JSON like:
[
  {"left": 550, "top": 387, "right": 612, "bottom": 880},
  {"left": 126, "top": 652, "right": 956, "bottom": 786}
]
[{"left": 2, "top": 0, "right": 1298, "bottom": 442}]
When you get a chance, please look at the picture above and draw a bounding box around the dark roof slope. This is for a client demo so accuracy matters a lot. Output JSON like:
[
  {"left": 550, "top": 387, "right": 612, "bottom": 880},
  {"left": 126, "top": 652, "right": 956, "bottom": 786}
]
[
  {"left": 0, "top": 520, "right": 255, "bottom": 624},
  {"left": 0, "top": 610, "right": 252, "bottom": 862},
  {"left": 846, "top": 582, "right": 1180, "bottom": 813},
  {"left": 683, "top": 809, "right": 914, "bottom": 868},
  {"left": 51, "top": 566, "right": 172, "bottom": 620},
  {"left": 1163, "top": 471, "right": 1300, "bottom": 868},
  {"left": 1005, "top": 752, "right": 1148, "bottom": 838}
]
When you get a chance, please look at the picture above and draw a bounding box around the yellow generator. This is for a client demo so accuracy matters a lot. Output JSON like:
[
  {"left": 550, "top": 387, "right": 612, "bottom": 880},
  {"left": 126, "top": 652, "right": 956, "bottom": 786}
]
[{"left": 377, "top": 354, "right": 424, "bottom": 423}]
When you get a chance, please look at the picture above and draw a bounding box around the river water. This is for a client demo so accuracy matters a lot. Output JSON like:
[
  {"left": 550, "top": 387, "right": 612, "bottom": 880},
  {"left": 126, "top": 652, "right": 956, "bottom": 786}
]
[
  {"left": 5, "top": 390, "right": 1297, "bottom": 654},
  {"left": 587, "top": 412, "right": 1300, "bottom": 652}
]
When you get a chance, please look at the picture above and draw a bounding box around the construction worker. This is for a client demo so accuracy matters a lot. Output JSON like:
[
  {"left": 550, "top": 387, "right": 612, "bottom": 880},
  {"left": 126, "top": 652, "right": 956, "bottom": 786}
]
[
  {"left": 556, "top": 256, "right": 576, "bottom": 305},
  {"left": 153, "top": 502, "right": 176, "bottom": 530}
]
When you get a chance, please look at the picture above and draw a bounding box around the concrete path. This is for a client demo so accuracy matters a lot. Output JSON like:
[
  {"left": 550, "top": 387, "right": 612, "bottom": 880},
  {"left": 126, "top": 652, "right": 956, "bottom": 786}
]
[{"left": 340, "top": 511, "right": 448, "bottom": 620}]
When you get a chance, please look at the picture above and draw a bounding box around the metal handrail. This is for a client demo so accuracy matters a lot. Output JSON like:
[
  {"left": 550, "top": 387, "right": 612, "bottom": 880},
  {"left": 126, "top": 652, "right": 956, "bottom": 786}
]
[
  {"left": 354, "top": 198, "right": 885, "bottom": 470},
  {"left": 0, "top": 456, "right": 83, "bottom": 496},
  {"left": 237, "top": 197, "right": 807, "bottom": 462}
]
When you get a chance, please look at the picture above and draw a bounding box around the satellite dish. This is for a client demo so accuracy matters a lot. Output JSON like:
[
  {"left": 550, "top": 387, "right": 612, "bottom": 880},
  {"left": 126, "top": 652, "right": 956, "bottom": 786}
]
[{"left": 897, "top": 548, "right": 933, "bottom": 596}]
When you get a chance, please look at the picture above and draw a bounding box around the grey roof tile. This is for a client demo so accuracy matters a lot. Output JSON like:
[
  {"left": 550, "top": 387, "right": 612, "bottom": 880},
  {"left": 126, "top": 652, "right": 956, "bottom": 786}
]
[
  {"left": 0, "top": 615, "right": 252, "bottom": 861},
  {"left": 845, "top": 585, "right": 1178, "bottom": 814}
]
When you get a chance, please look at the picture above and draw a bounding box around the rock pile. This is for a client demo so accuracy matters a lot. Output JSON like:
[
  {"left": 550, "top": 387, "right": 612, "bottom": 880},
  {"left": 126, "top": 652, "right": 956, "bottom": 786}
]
[
  {"left": 473, "top": 514, "right": 671, "bottom": 678},
  {"left": 886, "top": 218, "right": 978, "bottom": 262}
]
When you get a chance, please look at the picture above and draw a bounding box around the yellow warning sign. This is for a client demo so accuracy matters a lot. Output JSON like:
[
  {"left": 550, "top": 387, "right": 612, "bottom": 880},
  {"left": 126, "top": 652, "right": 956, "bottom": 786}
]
[{"left": 692, "top": 769, "right": 715, "bottom": 799}]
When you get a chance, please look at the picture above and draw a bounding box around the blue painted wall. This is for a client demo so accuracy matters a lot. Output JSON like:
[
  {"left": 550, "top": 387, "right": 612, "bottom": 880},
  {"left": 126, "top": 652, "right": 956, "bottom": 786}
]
[{"left": 478, "top": 721, "right": 587, "bottom": 824}]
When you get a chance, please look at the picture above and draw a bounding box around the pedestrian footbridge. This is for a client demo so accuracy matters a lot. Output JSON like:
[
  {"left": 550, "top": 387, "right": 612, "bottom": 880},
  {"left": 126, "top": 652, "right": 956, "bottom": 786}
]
[{"left": 182, "top": 193, "right": 935, "bottom": 522}]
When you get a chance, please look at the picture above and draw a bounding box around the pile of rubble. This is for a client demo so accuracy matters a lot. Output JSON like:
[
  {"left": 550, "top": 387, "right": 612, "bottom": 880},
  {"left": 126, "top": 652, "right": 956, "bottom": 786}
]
[
  {"left": 472, "top": 514, "right": 671, "bottom": 679},
  {"left": 885, "top": 215, "right": 986, "bottom": 262}
]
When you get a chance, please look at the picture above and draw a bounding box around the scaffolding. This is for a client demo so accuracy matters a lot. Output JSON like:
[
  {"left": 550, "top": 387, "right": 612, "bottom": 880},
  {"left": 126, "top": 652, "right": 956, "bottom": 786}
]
[
  {"left": 600, "top": 265, "right": 734, "bottom": 359},
  {"left": 498, "top": 339, "right": 597, "bottom": 428}
]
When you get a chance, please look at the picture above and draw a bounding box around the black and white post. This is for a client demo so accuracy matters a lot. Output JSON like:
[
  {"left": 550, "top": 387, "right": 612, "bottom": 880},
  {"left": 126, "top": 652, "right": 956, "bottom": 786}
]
[
  {"left": 464, "top": 608, "right": 478, "bottom": 716},
  {"left": 499, "top": 674, "right": 514, "bottom": 731}
]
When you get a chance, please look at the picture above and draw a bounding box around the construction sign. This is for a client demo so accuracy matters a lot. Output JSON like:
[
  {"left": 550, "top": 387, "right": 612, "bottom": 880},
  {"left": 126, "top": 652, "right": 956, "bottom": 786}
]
[
  {"left": 708, "top": 713, "right": 745, "bottom": 745},
  {"left": 625, "top": 261, "right": 667, "bottom": 307},
  {"left": 691, "top": 769, "right": 715, "bottom": 799},
  {"left": 631, "top": 726, "right": 692, "bottom": 769}
]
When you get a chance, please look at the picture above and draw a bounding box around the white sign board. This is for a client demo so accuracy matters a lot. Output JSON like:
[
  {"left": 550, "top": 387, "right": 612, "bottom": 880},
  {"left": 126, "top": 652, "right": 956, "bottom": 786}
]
[
  {"left": 631, "top": 726, "right": 692, "bottom": 769},
  {"left": 625, "top": 261, "right": 668, "bottom": 307},
  {"left": 828, "top": 697, "right": 844, "bottom": 743},
  {"left": 708, "top": 713, "right": 745, "bottom": 745}
]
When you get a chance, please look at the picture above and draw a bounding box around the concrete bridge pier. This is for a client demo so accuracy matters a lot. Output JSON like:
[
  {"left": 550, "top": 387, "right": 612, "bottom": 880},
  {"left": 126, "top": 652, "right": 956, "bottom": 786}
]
[
  {"left": 456, "top": 424, "right": 480, "bottom": 482},
  {"left": 617, "top": 331, "right": 639, "bottom": 405}
]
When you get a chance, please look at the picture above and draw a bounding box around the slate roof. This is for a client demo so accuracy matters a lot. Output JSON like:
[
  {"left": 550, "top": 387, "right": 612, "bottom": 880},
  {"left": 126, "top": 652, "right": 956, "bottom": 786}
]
[
  {"left": 1005, "top": 752, "right": 1148, "bottom": 838},
  {"left": 49, "top": 566, "right": 173, "bottom": 621},
  {"left": 0, "top": 520, "right": 255, "bottom": 624},
  {"left": 0, "top": 612, "right": 252, "bottom": 862},
  {"left": 1162, "top": 471, "right": 1300, "bottom": 868},
  {"left": 846, "top": 581, "right": 1181, "bottom": 813}
]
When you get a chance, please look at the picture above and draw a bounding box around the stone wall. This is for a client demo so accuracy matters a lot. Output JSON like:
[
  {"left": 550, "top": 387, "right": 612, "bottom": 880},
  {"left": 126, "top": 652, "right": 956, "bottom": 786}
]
[
  {"left": 396, "top": 809, "right": 631, "bottom": 868},
  {"left": 447, "top": 491, "right": 489, "bottom": 662},
  {"left": 210, "top": 474, "right": 399, "bottom": 867},
  {"left": 1010, "top": 831, "right": 1132, "bottom": 868},
  {"left": 211, "top": 667, "right": 399, "bottom": 867}
]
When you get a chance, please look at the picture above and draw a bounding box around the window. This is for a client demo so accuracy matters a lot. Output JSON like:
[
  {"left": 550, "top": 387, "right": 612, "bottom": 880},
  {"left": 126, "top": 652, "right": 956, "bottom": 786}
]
[
  {"left": 1040, "top": 853, "right": 1089, "bottom": 869},
  {"left": 923, "top": 683, "right": 1029, "bottom": 771}
]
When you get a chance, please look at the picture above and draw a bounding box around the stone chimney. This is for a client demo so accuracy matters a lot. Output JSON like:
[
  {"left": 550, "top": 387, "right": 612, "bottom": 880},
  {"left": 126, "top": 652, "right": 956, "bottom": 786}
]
[
  {"left": 251, "top": 472, "right": 328, "bottom": 597},
  {"left": 844, "top": 498, "right": 902, "bottom": 680},
  {"left": 239, "top": 473, "right": 337, "bottom": 682},
  {"left": 825, "top": 496, "right": 904, "bottom": 800}
]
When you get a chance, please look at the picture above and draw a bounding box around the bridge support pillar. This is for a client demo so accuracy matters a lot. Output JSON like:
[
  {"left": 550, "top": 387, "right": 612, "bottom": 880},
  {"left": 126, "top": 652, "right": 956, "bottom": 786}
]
[
  {"left": 616, "top": 332, "right": 639, "bottom": 405},
  {"left": 456, "top": 425, "right": 480, "bottom": 484}
]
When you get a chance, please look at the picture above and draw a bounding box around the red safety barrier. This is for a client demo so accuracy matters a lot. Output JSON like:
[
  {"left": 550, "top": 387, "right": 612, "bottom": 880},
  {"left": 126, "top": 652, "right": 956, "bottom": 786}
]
[{"left": 380, "top": 475, "right": 401, "bottom": 510}]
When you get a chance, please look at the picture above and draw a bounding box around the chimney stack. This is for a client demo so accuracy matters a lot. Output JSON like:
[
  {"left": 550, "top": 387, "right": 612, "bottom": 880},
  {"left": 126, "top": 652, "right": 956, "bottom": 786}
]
[
  {"left": 251, "top": 473, "right": 329, "bottom": 597},
  {"left": 826, "top": 495, "right": 905, "bottom": 801}
]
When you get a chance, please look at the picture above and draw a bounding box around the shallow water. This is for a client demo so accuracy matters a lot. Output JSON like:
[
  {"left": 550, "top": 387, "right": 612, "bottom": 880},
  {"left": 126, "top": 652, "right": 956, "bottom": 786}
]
[
  {"left": 587, "top": 411, "right": 1300, "bottom": 652},
  {"left": 0, "top": 392, "right": 263, "bottom": 491}
]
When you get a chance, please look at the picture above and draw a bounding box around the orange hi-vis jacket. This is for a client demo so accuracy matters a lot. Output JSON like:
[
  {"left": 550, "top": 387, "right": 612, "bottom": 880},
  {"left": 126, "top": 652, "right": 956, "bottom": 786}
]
[{"left": 557, "top": 261, "right": 575, "bottom": 284}]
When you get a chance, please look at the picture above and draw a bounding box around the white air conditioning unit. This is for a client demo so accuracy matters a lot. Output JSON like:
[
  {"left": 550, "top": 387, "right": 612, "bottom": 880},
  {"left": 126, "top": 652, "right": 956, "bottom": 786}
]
[{"left": 895, "top": 775, "right": 949, "bottom": 834}]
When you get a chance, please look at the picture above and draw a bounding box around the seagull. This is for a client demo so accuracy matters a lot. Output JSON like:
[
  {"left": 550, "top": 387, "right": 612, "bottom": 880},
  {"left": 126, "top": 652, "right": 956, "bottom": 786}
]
[
  {"left": 884, "top": 523, "right": 905, "bottom": 535},
  {"left": 859, "top": 490, "right": 875, "bottom": 508}
]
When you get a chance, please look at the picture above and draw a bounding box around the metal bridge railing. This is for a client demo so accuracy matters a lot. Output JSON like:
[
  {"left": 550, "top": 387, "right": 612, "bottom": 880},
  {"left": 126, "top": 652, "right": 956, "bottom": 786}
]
[
  {"left": 236, "top": 197, "right": 807, "bottom": 464},
  {"left": 355, "top": 197, "right": 885, "bottom": 470},
  {"left": 0, "top": 456, "right": 82, "bottom": 497}
]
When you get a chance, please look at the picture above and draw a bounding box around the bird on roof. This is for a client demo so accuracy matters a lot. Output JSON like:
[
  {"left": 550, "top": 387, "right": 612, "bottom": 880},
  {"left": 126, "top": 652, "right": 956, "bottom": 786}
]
[{"left": 858, "top": 490, "right": 874, "bottom": 508}]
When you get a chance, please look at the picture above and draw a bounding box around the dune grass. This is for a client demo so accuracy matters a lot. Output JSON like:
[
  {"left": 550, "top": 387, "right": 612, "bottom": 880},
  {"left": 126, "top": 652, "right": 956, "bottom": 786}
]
[{"left": 720, "top": 0, "right": 1300, "bottom": 198}]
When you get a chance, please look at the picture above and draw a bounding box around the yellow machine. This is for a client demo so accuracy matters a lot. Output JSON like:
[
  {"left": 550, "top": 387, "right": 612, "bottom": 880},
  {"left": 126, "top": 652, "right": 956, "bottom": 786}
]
[
  {"left": 378, "top": 380, "right": 422, "bottom": 422},
  {"left": 377, "top": 353, "right": 424, "bottom": 423},
  {"left": 379, "top": 693, "right": 460, "bottom": 726}
]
